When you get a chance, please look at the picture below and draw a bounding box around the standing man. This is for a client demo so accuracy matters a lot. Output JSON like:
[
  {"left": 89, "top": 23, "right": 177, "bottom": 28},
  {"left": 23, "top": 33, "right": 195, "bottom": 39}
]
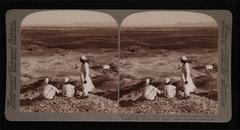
[
  {"left": 180, "top": 56, "right": 197, "bottom": 98},
  {"left": 80, "top": 56, "right": 95, "bottom": 98}
]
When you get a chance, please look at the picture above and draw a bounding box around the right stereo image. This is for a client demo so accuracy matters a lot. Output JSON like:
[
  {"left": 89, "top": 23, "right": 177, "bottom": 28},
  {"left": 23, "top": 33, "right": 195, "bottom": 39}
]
[{"left": 119, "top": 11, "right": 219, "bottom": 114}]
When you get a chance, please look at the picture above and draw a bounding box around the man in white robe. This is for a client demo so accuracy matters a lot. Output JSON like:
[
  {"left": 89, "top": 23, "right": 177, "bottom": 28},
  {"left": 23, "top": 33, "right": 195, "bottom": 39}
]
[
  {"left": 80, "top": 56, "right": 95, "bottom": 97},
  {"left": 62, "top": 77, "right": 75, "bottom": 98},
  {"left": 180, "top": 56, "right": 197, "bottom": 98},
  {"left": 41, "top": 78, "right": 60, "bottom": 100},
  {"left": 163, "top": 78, "right": 176, "bottom": 98},
  {"left": 143, "top": 79, "right": 161, "bottom": 101}
]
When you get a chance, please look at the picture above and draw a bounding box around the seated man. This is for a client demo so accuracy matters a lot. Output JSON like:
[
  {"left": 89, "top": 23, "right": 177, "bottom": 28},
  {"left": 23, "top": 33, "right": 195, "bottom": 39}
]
[
  {"left": 143, "top": 78, "right": 161, "bottom": 101},
  {"left": 163, "top": 78, "right": 176, "bottom": 98},
  {"left": 62, "top": 77, "right": 75, "bottom": 98},
  {"left": 41, "top": 78, "right": 60, "bottom": 100}
]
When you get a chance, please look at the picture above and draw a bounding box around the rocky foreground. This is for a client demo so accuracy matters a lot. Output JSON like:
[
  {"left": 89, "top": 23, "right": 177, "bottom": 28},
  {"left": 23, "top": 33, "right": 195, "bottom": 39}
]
[
  {"left": 119, "top": 94, "right": 217, "bottom": 114},
  {"left": 20, "top": 94, "right": 118, "bottom": 113},
  {"left": 20, "top": 93, "right": 217, "bottom": 114}
]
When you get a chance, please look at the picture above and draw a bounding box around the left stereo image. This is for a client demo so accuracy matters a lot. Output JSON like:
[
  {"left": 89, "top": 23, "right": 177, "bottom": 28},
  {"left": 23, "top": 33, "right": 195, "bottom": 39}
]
[{"left": 19, "top": 10, "right": 119, "bottom": 113}]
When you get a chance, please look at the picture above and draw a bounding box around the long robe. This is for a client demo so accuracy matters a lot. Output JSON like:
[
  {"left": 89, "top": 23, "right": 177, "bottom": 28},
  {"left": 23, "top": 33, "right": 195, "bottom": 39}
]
[
  {"left": 80, "top": 62, "right": 95, "bottom": 96},
  {"left": 181, "top": 62, "right": 196, "bottom": 97}
]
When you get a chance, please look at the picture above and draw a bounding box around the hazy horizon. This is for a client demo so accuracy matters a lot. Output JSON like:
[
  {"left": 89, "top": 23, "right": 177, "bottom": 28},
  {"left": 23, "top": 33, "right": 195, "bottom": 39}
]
[
  {"left": 21, "top": 10, "right": 218, "bottom": 28},
  {"left": 121, "top": 11, "right": 218, "bottom": 27},
  {"left": 21, "top": 10, "right": 117, "bottom": 27}
]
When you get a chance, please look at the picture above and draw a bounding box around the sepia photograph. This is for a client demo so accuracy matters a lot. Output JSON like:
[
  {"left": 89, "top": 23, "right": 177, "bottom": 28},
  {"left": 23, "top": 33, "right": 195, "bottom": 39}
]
[
  {"left": 19, "top": 10, "right": 119, "bottom": 113},
  {"left": 4, "top": 9, "right": 233, "bottom": 122},
  {"left": 119, "top": 11, "right": 219, "bottom": 114},
  {"left": 19, "top": 11, "right": 219, "bottom": 114}
]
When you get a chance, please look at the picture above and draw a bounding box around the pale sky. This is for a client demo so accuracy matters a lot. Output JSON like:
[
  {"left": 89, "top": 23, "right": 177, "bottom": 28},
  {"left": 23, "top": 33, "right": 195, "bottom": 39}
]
[
  {"left": 21, "top": 10, "right": 117, "bottom": 27},
  {"left": 121, "top": 11, "right": 218, "bottom": 27},
  {"left": 21, "top": 10, "right": 218, "bottom": 27}
]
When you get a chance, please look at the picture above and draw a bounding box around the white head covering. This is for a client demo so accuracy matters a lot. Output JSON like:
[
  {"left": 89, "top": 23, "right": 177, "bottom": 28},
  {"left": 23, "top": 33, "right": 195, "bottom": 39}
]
[
  {"left": 80, "top": 55, "right": 87, "bottom": 61},
  {"left": 181, "top": 56, "right": 187, "bottom": 61},
  {"left": 45, "top": 78, "right": 49, "bottom": 84},
  {"left": 145, "top": 78, "right": 150, "bottom": 85},
  {"left": 64, "top": 77, "right": 69, "bottom": 83},
  {"left": 165, "top": 78, "right": 171, "bottom": 84}
]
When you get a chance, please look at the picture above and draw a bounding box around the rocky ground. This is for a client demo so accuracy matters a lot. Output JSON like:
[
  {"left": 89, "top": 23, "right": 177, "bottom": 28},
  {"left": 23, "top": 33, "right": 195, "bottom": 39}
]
[
  {"left": 20, "top": 94, "right": 118, "bottom": 113},
  {"left": 119, "top": 94, "right": 218, "bottom": 114}
]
